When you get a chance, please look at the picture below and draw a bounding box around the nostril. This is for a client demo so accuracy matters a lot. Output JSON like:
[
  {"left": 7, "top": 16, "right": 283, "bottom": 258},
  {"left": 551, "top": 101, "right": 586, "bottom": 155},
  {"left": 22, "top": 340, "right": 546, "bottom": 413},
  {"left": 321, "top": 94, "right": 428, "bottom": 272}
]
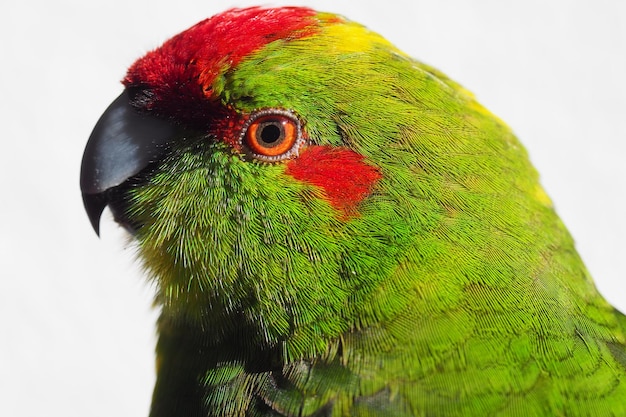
[{"left": 126, "top": 85, "right": 156, "bottom": 109}]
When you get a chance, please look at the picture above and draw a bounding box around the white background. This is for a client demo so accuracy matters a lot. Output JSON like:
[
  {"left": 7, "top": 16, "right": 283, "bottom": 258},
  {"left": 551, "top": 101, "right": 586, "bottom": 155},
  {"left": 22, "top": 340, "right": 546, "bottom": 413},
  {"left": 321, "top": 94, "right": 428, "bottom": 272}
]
[{"left": 2, "top": 1, "right": 625, "bottom": 416}]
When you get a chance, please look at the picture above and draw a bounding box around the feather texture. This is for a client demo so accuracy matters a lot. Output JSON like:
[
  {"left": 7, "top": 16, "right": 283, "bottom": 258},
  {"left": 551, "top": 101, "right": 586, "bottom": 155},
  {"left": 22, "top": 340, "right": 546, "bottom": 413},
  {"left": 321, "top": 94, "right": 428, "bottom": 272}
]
[{"left": 83, "top": 7, "right": 626, "bottom": 416}]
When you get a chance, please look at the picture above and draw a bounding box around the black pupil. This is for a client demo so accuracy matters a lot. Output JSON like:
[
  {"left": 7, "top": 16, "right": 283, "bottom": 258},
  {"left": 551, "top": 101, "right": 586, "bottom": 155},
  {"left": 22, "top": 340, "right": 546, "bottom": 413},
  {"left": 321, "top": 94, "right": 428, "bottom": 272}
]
[{"left": 258, "top": 122, "right": 283, "bottom": 146}]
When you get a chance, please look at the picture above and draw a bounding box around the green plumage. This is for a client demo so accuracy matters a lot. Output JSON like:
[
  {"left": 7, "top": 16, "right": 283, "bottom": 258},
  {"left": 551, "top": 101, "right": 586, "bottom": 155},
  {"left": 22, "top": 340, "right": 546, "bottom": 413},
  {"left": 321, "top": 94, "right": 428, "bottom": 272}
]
[{"left": 91, "top": 10, "right": 626, "bottom": 417}]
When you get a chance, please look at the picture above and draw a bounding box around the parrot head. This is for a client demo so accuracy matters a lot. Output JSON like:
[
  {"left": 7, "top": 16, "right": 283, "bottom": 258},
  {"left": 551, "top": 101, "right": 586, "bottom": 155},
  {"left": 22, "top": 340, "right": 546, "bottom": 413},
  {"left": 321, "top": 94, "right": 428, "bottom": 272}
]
[
  {"left": 80, "top": 6, "right": 595, "bottom": 360},
  {"left": 80, "top": 7, "right": 626, "bottom": 415}
]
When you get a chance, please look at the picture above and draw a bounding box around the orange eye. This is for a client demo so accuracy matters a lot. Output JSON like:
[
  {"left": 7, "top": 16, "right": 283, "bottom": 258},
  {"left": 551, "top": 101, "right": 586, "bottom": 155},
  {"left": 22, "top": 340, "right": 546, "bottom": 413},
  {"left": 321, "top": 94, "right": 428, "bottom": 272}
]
[{"left": 241, "top": 109, "right": 303, "bottom": 161}]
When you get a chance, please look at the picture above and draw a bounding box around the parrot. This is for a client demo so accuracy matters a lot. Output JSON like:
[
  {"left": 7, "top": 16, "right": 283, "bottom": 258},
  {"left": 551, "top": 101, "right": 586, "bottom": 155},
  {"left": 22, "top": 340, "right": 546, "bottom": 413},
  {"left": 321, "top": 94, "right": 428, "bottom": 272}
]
[{"left": 80, "top": 6, "right": 626, "bottom": 417}]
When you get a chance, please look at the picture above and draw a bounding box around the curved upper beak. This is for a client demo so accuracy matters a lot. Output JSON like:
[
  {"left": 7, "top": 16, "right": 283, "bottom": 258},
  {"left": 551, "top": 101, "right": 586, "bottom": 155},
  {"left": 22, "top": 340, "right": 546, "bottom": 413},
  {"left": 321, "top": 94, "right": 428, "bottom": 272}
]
[{"left": 80, "top": 91, "right": 181, "bottom": 235}]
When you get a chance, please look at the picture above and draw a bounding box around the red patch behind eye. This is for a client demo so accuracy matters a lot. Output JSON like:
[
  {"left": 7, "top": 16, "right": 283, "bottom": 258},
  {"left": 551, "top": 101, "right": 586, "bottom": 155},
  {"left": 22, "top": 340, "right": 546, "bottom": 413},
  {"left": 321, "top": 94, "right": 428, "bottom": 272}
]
[
  {"left": 286, "top": 146, "right": 382, "bottom": 217},
  {"left": 124, "top": 7, "right": 319, "bottom": 104}
]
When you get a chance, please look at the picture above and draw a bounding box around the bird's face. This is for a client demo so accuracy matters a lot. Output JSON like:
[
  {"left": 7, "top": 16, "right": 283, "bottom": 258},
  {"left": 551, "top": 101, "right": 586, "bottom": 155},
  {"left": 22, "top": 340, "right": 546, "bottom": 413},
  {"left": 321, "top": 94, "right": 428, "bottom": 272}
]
[{"left": 80, "top": 8, "right": 398, "bottom": 342}]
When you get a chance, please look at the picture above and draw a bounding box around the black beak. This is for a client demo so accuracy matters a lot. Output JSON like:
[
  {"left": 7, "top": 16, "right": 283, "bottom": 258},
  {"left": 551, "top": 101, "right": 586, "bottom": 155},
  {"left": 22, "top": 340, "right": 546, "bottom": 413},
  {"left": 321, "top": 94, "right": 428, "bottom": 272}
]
[{"left": 80, "top": 91, "right": 181, "bottom": 235}]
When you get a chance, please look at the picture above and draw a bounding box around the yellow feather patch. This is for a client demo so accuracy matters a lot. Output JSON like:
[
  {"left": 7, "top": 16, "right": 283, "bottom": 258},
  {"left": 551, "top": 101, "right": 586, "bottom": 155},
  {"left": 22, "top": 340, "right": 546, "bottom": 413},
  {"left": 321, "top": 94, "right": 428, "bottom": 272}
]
[{"left": 321, "top": 19, "right": 404, "bottom": 56}]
